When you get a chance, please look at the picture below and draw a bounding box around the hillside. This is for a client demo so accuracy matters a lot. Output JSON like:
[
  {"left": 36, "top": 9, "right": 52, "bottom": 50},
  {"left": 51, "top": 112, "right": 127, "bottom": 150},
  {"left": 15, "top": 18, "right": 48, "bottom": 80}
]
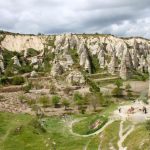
[{"left": 0, "top": 31, "right": 150, "bottom": 150}]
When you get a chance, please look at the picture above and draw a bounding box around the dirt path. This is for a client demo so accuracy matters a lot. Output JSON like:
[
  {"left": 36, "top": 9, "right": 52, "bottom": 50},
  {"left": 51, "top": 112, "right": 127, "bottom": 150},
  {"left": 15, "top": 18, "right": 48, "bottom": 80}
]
[
  {"left": 93, "top": 77, "right": 119, "bottom": 82},
  {"left": 83, "top": 139, "right": 91, "bottom": 150},
  {"left": 68, "top": 119, "right": 114, "bottom": 137},
  {"left": 117, "top": 120, "right": 134, "bottom": 150}
]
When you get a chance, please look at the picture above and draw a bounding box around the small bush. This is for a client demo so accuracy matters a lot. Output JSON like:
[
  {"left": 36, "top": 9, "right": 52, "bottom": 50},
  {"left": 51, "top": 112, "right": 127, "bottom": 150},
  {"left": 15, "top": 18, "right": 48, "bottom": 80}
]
[
  {"left": 62, "top": 99, "right": 70, "bottom": 110},
  {"left": 52, "top": 95, "right": 60, "bottom": 108},
  {"left": 0, "top": 76, "right": 10, "bottom": 85},
  {"left": 12, "top": 76, "right": 25, "bottom": 85},
  {"left": 39, "top": 96, "right": 50, "bottom": 107},
  {"left": 112, "top": 87, "right": 123, "bottom": 97},
  {"left": 27, "top": 99, "right": 36, "bottom": 106}
]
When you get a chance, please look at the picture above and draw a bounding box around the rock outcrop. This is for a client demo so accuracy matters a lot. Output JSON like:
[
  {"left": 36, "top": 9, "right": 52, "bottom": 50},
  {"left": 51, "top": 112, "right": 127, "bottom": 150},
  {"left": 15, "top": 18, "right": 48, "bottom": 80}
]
[
  {"left": 51, "top": 61, "right": 64, "bottom": 76},
  {"left": 1, "top": 35, "right": 47, "bottom": 52},
  {"left": 11, "top": 56, "right": 21, "bottom": 67},
  {"left": 0, "top": 32, "right": 150, "bottom": 80},
  {"left": 0, "top": 46, "right": 4, "bottom": 74},
  {"left": 147, "top": 55, "right": 150, "bottom": 99},
  {"left": 66, "top": 70, "right": 85, "bottom": 85}
]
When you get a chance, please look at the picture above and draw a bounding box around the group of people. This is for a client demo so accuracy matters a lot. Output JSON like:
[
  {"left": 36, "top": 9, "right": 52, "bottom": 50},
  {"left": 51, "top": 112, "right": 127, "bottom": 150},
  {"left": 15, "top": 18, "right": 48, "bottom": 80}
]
[{"left": 118, "top": 106, "right": 147, "bottom": 114}]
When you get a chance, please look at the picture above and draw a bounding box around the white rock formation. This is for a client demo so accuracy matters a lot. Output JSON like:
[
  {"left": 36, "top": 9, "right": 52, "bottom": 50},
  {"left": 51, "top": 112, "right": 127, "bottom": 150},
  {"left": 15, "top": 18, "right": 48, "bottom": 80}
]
[
  {"left": 11, "top": 56, "right": 21, "bottom": 67},
  {"left": 30, "top": 70, "right": 38, "bottom": 77},
  {"left": 1, "top": 35, "right": 46, "bottom": 52},
  {"left": 66, "top": 71, "right": 85, "bottom": 85},
  {"left": 0, "top": 32, "right": 150, "bottom": 80},
  {"left": 51, "top": 61, "right": 64, "bottom": 76},
  {"left": 147, "top": 55, "right": 150, "bottom": 99},
  {"left": 0, "top": 55, "right": 4, "bottom": 74}
]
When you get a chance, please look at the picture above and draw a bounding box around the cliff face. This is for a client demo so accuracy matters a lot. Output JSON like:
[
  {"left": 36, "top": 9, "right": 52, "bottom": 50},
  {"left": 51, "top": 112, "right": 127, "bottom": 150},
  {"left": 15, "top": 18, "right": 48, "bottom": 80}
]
[
  {"left": 0, "top": 34, "right": 47, "bottom": 52},
  {"left": 0, "top": 32, "right": 150, "bottom": 80}
]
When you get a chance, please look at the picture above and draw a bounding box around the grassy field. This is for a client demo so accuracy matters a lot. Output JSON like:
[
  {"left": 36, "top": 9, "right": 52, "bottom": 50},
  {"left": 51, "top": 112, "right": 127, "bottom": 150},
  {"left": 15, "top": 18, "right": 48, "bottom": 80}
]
[
  {"left": 0, "top": 102, "right": 149, "bottom": 150},
  {"left": 100, "top": 120, "right": 120, "bottom": 150},
  {"left": 0, "top": 112, "right": 90, "bottom": 150},
  {"left": 123, "top": 124, "right": 150, "bottom": 150}
]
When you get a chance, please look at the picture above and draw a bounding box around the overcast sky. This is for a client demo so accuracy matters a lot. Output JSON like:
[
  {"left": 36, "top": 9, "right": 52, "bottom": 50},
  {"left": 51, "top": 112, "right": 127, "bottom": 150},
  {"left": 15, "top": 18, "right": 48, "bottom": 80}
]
[{"left": 0, "top": 0, "right": 150, "bottom": 38}]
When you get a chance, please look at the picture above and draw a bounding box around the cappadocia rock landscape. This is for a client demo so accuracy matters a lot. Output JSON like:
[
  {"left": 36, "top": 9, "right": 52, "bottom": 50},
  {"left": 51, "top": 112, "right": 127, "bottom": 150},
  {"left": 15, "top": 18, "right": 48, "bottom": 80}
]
[{"left": 0, "top": 0, "right": 150, "bottom": 150}]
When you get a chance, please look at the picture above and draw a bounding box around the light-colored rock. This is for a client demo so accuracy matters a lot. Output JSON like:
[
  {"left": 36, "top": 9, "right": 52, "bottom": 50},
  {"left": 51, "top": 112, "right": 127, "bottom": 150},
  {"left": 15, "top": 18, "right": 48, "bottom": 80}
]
[
  {"left": 11, "top": 55, "right": 21, "bottom": 67},
  {"left": 66, "top": 71, "right": 85, "bottom": 85},
  {"left": 1, "top": 35, "right": 46, "bottom": 52},
  {"left": 147, "top": 55, "right": 150, "bottom": 99},
  {"left": 51, "top": 61, "right": 64, "bottom": 76},
  {"left": 30, "top": 70, "right": 38, "bottom": 77}
]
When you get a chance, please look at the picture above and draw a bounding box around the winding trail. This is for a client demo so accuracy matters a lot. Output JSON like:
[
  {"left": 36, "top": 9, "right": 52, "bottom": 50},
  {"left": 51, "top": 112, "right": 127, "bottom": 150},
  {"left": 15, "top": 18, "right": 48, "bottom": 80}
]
[
  {"left": 117, "top": 120, "right": 134, "bottom": 150},
  {"left": 83, "top": 139, "right": 91, "bottom": 150},
  {"left": 68, "top": 119, "right": 114, "bottom": 137}
]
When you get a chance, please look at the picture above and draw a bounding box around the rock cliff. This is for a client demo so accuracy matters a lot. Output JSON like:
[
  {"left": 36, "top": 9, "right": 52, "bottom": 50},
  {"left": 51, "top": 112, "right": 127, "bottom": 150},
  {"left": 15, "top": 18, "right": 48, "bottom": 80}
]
[{"left": 0, "top": 32, "right": 150, "bottom": 80}]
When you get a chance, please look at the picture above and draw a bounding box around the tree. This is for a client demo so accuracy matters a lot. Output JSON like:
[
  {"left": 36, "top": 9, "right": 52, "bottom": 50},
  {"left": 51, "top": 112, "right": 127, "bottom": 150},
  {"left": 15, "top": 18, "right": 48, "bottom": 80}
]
[
  {"left": 112, "top": 87, "right": 123, "bottom": 97},
  {"left": 125, "top": 83, "right": 132, "bottom": 99},
  {"left": 112, "top": 79, "right": 123, "bottom": 97},
  {"left": 85, "top": 93, "right": 102, "bottom": 112},
  {"left": 73, "top": 92, "right": 87, "bottom": 114},
  {"left": 52, "top": 95, "right": 60, "bottom": 108},
  {"left": 88, "top": 79, "right": 100, "bottom": 93},
  {"left": 115, "top": 79, "right": 123, "bottom": 88},
  {"left": 62, "top": 99, "right": 70, "bottom": 110},
  {"left": 125, "top": 83, "right": 131, "bottom": 91}
]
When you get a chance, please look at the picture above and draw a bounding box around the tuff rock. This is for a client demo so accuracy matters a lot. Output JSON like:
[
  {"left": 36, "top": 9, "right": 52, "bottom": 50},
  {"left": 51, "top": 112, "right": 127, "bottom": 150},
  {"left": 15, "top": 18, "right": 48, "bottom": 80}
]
[
  {"left": 0, "top": 32, "right": 150, "bottom": 80},
  {"left": 66, "top": 70, "right": 85, "bottom": 85}
]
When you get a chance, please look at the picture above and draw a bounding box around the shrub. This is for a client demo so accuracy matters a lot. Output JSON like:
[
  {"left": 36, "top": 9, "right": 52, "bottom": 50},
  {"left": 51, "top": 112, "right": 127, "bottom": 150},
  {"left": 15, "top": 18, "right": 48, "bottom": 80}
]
[
  {"left": 4, "top": 67, "right": 14, "bottom": 77},
  {"left": 51, "top": 95, "right": 60, "bottom": 108},
  {"left": 27, "top": 99, "right": 36, "bottom": 106},
  {"left": 27, "top": 48, "right": 39, "bottom": 57},
  {"left": 12, "top": 76, "right": 25, "bottom": 85},
  {"left": 62, "top": 99, "right": 70, "bottom": 110},
  {"left": 115, "top": 79, "right": 123, "bottom": 88},
  {"left": 0, "top": 76, "right": 10, "bottom": 85},
  {"left": 125, "top": 83, "right": 133, "bottom": 99},
  {"left": 18, "top": 65, "right": 32, "bottom": 73},
  {"left": 112, "top": 87, "right": 123, "bottom": 97},
  {"left": 39, "top": 96, "right": 50, "bottom": 107},
  {"left": 73, "top": 92, "right": 87, "bottom": 113}
]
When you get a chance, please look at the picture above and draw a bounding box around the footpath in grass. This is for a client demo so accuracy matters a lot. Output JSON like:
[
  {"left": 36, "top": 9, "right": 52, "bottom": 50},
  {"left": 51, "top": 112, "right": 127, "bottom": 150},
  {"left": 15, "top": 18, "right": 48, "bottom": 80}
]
[{"left": 72, "top": 114, "right": 108, "bottom": 135}]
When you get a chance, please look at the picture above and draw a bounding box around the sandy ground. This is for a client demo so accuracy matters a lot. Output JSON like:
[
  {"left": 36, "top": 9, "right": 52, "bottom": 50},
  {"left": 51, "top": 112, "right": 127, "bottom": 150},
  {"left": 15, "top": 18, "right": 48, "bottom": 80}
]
[{"left": 113, "top": 100, "right": 150, "bottom": 122}]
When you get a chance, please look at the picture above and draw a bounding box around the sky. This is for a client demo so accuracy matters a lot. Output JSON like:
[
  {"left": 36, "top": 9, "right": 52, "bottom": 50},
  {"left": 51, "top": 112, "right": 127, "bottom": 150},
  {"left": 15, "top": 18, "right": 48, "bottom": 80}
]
[{"left": 0, "top": 0, "right": 150, "bottom": 38}]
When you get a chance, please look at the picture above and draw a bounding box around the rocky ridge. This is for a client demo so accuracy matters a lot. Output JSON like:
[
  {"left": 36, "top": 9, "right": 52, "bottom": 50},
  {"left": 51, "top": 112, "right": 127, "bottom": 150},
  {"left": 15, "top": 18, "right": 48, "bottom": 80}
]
[{"left": 0, "top": 32, "right": 150, "bottom": 80}]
